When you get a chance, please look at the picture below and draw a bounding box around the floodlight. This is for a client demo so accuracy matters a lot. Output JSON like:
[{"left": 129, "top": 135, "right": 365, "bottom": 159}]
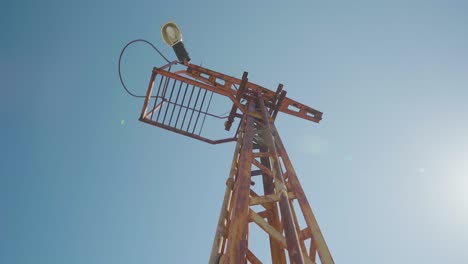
[{"left": 161, "top": 21, "right": 190, "bottom": 63}]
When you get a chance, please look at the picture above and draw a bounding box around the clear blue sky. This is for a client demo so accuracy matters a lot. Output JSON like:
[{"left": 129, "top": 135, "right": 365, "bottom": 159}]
[{"left": 2, "top": 0, "right": 468, "bottom": 263}]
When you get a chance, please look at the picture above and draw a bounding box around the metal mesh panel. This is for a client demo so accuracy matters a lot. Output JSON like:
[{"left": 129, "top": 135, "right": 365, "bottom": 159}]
[{"left": 140, "top": 68, "right": 237, "bottom": 144}]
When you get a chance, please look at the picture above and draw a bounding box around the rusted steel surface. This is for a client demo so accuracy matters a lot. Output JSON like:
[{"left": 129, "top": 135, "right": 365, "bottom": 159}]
[
  {"left": 225, "top": 72, "right": 249, "bottom": 131},
  {"left": 140, "top": 71, "right": 157, "bottom": 119},
  {"left": 271, "top": 124, "right": 335, "bottom": 264},
  {"left": 139, "top": 118, "right": 236, "bottom": 144},
  {"left": 141, "top": 62, "right": 323, "bottom": 144},
  {"left": 249, "top": 209, "right": 287, "bottom": 248},
  {"left": 139, "top": 62, "right": 334, "bottom": 263},
  {"left": 258, "top": 94, "right": 304, "bottom": 264},
  {"left": 257, "top": 148, "right": 286, "bottom": 264},
  {"left": 222, "top": 100, "right": 256, "bottom": 264},
  {"left": 139, "top": 67, "right": 239, "bottom": 144},
  {"left": 249, "top": 193, "right": 280, "bottom": 205},
  {"left": 214, "top": 95, "right": 332, "bottom": 263},
  {"left": 184, "top": 64, "right": 323, "bottom": 123},
  {"left": 209, "top": 116, "right": 245, "bottom": 264},
  {"left": 289, "top": 199, "right": 310, "bottom": 261},
  {"left": 246, "top": 249, "right": 262, "bottom": 264}
]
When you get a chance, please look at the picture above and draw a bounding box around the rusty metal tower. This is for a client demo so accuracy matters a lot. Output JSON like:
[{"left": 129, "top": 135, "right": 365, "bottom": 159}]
[{"left": 130, "top": 22, "right": 335, "bottom": 264}]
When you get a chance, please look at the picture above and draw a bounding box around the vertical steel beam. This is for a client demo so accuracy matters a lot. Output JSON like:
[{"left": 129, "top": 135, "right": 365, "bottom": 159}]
[
  {"left": 257, "top": 93, "right": 305, "bottom": 264},
  {"left": 209, "top": 116, "right": 246, "bottom": 264},
  {"left": 222, "top": 100, "right": 256, "bottom": 264},
  {"left": 270, "top": 124, "right": 335, "bottom": 264},
  {"left": 259, "top": 151, "right": 287, "bottom": 264}
]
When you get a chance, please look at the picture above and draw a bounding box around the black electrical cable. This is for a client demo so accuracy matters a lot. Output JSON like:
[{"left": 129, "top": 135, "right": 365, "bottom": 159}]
[
  {"left": 118, "top": 40, "right": 229, "bottom": 119},
  {"left": 118, "top": 39, "right": 172, "bottom": 98}
]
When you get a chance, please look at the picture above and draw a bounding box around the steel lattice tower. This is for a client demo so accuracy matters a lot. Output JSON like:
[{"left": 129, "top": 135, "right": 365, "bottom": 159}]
[{"left": 138, "top": 61, "right": 335, "bottom": 264}]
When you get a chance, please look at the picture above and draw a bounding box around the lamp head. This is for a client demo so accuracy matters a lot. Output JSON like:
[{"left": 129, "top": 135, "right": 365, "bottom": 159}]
[
  {"left": 161, "top": 21, "right": 190, "bottom": 63},
  {"left": 161, "top": 22, "right": 183, "bottom": 46}
]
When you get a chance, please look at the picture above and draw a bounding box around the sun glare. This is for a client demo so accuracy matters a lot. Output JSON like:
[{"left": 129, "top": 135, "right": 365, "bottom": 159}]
[{"left": 446, "top": 157, "right": 468, "bottom": 217}]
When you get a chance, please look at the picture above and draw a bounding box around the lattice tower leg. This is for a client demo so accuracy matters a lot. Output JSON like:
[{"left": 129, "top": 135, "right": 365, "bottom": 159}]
[{"left": 209, "top": 95, "right": 334, "bottom": 264}]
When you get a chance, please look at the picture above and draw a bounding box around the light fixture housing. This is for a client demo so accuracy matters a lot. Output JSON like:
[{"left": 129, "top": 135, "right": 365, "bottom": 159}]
[{"left": 161, "top": 21, "right": 190, "bottom": 63}]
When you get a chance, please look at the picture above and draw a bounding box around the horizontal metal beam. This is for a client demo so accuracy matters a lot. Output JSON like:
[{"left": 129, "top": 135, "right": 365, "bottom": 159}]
[{"left": 139, "top": 117, "right": 236, "bottom": 144}]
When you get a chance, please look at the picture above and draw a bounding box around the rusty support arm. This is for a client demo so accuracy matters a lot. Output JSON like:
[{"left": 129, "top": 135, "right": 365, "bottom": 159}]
[{"left": 184, "top": 63, "right": 323, "bottom": 124}]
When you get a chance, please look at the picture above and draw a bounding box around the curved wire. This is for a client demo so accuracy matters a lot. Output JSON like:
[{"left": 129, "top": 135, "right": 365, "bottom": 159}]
[
  {"left": 118, "top": 39, "right": 172, "bottom": 98},
  {"left": 119, "top": 41, "right": 232, "bottom": 119}
]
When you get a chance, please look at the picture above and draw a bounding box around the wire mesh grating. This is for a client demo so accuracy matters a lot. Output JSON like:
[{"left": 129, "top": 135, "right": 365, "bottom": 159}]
[{"left": 140, "top": 68, "right": 237, "bottom": 144}]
